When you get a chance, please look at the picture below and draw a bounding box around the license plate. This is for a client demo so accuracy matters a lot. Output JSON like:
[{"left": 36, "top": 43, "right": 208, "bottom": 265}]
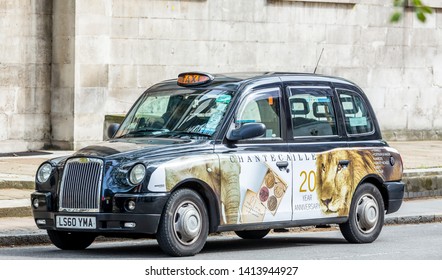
[{"left": 56, "top": 216, "right": 96, "bottom": 229}]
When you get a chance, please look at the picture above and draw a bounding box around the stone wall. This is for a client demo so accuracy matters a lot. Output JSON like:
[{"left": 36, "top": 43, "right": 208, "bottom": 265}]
[
  {"left": 0, "top": 0, "right": 441, "bottom": 151},
  {"left": 0, "top": 0, "right": 52, "bottom": 153},
  {"left": 75, "top": 0, "right": 442, "bottom": 148}
]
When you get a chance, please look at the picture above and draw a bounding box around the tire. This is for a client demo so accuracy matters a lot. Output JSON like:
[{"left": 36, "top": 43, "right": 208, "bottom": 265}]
[
  {"left": 47, "top": 230, "right": 96, "bottom": 250},
  {"left": 235, "top": 229, "right": 270, "bottom": 240},
  {"left": 339, "top": 183, "right": 385, "bottom": 243},
  {"left": 157, "top": 189, "right": 209, "bottom": 257}
]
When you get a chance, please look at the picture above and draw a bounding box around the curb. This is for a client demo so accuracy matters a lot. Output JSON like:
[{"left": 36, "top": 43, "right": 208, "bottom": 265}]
[
  {"left": 0, "top": 234, "right": 130, "bottom": 247},
  {"left": 0, "top": 233, "right": 49, "bottom": 247},
  {"left": 384, "top": 214, "right": 442, "bottom": 225}
]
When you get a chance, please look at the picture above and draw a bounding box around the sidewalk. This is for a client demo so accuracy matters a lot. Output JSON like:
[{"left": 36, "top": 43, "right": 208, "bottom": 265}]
[{"left": 0, "top": 141, "right": 441, "bottom": 247}]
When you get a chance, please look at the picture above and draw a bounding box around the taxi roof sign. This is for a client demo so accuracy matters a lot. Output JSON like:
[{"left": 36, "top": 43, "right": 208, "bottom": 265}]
[{"left": 177, "top": 72, "right": 214, "bottom": 87}]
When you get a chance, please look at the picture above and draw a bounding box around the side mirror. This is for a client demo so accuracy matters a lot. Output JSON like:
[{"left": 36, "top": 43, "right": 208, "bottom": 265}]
[
  {"left": 226, "top": 123, "right": 266, "bottom": 141},
  {"left": 107, "top": 123, "right": 120, "bottom": 139}
]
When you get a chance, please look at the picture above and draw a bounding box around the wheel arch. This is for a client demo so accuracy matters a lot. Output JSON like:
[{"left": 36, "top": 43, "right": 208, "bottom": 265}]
[
  {"left": 358, "top": 174, "right": 388, "bottom": 211},
  {"left": 340, "top": 178, "right": 385, "bottom": 243},
  {"left": 169, "top": 178, "right": 221, "bottom": 233}
]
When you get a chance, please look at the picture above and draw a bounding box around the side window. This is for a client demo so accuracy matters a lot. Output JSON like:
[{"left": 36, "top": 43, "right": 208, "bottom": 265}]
[
  {"left": 337, "top": 89, "right": 374, "bottom": 135},
  {"left": 289, "top": 87, "right": 338, "bottom": 137},
  {"left": 236, "top": 88, "right": 281, "bottom": 139}
]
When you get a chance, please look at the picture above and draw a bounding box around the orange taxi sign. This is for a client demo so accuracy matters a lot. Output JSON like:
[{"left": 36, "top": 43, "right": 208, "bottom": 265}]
[{"left": 177, "top": 72, "right": 213, "bottom": 86}]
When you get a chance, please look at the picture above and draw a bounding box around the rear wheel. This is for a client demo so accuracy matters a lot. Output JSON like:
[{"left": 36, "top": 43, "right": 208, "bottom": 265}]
[
  {"left": 339, "top": 183, "right": 385, "bottom": 243},
  {"left": 235, "top": 229, "right": 270, "bottom": 240},
  {"left": 47, "top": 230, "right": 96, "bottom": 250},
  {"left": 157, "top": 189, "right": 209, "bottom": 257}
]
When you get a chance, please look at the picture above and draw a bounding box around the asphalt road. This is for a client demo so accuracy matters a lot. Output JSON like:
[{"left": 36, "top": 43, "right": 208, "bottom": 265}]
[{"left": 0, "top": 223, "right": 441, "bottom": 260}]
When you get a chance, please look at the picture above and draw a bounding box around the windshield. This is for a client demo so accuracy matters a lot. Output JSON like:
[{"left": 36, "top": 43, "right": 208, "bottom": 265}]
[{"left": 114, "top": 88, "right": 233, "bottom": 139}]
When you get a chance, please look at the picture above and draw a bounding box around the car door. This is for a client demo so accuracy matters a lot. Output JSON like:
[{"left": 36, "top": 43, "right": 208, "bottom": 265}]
[
  {"left": 216, "top": 86, "right": 292, "bottom": 227},
  {"left": 286, "top": 85, "right": 350, "bottom": 222}
]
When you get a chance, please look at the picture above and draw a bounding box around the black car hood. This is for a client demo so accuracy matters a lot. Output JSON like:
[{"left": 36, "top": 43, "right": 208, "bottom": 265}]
[{"left": 74, "top": 137, "right": 213, "bottom": 160}]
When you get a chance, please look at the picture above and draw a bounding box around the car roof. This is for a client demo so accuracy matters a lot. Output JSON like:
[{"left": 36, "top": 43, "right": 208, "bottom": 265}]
[{"left": 147, "top": 72, "right": 357, "bottom": 92}]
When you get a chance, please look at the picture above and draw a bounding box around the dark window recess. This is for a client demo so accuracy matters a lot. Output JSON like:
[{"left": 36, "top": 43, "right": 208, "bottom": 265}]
[
  {"left": 236, "top": 88, "right": 282, "bottom": 139},
  {"left": 337, "top": 89, "right": 374, "bottom": 135},
  {"left": 289, "top": 87, "right": 338, "bottom": 137}
]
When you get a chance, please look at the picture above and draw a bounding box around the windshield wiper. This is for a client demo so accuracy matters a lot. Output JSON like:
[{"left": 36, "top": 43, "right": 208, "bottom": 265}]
[
  {"left": 154, "top": 131, "right": 212, "bottom": 139},
  {"left": 174, "top": 131, "right": 212, "bottom": 138},
  {"left": 118, "top": 128, "right": 169, "bottom": 138}
]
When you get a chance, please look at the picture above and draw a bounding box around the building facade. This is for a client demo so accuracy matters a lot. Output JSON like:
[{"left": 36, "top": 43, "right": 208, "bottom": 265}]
[{"left": 0, "top": 0, "right": 441, "bottom": 152}]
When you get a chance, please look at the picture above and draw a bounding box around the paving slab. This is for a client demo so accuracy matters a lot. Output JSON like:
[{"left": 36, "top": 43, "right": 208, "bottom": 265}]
[{"left": 389, "top": 141, "right": 442, "bottom": 169}]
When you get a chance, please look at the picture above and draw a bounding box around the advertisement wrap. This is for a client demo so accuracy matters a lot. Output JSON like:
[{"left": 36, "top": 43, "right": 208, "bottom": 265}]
[{"left": 147, "top": 147, "right": 402, "bottom": 225}]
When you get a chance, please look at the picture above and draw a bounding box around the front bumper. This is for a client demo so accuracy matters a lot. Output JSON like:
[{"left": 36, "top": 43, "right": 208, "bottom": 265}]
[
  {"left": 384, "top": 181, "right": 405, "bottom": 214},
  {"left": 31, "top": 192, "right": 170, "bottom": 235}
]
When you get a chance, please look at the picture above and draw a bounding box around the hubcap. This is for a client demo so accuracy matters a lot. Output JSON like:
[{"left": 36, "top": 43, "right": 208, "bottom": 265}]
[
  {"left": 356, "top": 194, "right": 379, "bottom": 234},
  {"left": 173, "top": 201, "right": 202, "bottom": 245}
]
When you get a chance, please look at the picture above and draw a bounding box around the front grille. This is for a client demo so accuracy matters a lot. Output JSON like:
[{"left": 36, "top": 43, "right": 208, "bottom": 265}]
[{"left": 59, "top": 158, "right": 104, "bottom": 212}]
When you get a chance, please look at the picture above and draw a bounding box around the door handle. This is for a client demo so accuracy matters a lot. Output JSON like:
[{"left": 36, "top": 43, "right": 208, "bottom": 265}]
[
  {"left": 339, "top": 160, "right": 350, "bottom": 167},
  {"left": 276, "top": 161, "right": 289, "bottom": 172}
]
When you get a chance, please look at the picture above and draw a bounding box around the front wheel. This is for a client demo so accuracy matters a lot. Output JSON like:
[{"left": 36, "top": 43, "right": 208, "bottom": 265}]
[
  {"left": 157, "top": 189, "right": 209, "bottom": 257},
  {"left": 47, "top": 230, "right": 96, "bottom": 250},
  {"left": 339, "top": 183, "right": 385, "bottom": 243}
]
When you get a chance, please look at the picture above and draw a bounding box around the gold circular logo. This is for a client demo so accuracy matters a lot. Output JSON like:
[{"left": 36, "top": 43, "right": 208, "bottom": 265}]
[
  {"left": 259, "top": 187, "right": 269, "bottom": 202},
  {"left": 267, "top": 196, "right": 277, "bottom": 211},
  {"left": 265, "top": 171, "right": 275, "bottom": 188},
  {"left": 274, "top": 184, "right": 285, "bottom": 198}
]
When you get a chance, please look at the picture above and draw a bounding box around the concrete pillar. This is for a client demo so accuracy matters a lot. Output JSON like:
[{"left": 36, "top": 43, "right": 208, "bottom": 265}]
[
  {"left": 50, "top": 0, "right": 75, "bottom": 149},
  {"left": 73, "top": 0, "right": 111, "bottom": 149},
  {"left": 51, "top": 0, "right": 112, "bottom": 150}
]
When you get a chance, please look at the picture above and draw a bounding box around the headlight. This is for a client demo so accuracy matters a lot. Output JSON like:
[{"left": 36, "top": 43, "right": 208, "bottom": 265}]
[
  {"left": 37, "top": 163, "right": 53, "bottom": 183},
  {"left": 129, "top": 163, "right": 146, "bottom": 185}
]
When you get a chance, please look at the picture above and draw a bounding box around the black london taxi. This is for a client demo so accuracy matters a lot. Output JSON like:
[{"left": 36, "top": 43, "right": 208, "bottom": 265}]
[{"left": 31, "top": 72, "right": 405, "bottom": 256}]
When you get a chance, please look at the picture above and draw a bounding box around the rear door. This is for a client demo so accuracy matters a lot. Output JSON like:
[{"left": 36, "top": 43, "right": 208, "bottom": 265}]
[{"left": 285, "top": 84, "right": 349, "bottom": 221}]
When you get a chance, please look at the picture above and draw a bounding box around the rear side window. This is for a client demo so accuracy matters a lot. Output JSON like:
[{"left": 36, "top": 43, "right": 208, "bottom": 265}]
[
  {"left": 289, "top": 87, "right": 338, "bottom": 138},
  {"left": 337, "top": 89, "right": 374, "bottom": 135}
]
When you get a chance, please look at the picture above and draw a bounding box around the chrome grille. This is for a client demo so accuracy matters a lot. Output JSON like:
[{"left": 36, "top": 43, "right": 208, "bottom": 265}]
[{"left": 59, "top": 158, "right": 104, "bottom": 212}]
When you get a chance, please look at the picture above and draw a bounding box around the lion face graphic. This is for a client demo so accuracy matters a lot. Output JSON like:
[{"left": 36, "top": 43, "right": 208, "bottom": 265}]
[{"left": 315, "top": 149, "right": 377, "bottom": 216}]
